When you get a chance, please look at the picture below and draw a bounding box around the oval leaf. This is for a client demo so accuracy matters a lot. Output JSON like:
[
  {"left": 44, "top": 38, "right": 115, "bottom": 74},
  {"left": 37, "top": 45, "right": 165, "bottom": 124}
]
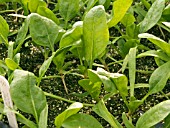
[
  {"left": 55, "top": 102, "right": 83, "bottom": 128},
  {"left": 136, "top": 100, "right": 170, "bottom": 128},
  {"left": 62, "top": 113, "right": 103, "bottom": 128},
  {"left": 83, "top": 5, "right": 109, "bottom": 66},
  {"left": 139, "top": 0, "right": 165, "bottom": 33}
]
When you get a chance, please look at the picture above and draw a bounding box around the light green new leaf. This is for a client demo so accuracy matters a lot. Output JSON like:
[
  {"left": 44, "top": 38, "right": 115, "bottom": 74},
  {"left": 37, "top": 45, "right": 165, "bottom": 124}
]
[
  {"left": 10, "top": 70, "right": 47, "bottom": 121},
  {"left": 62, "top": 113, "right": 103, "bottom": 128},
  {"left": 138, "top": 33, "right": 170, "bottom": 56},
  {"left": 136, "top": 100, "right": 170, "bottom": 128},
  {"left": 137, "top": 50, "right": 170, "bottom": 61},
  {"left": 128, "top": 47, "right": 136, "bottom": 97},
  {"left": 60, "top": 21, "right": 83, "bottom": 48},
  {"left": 58, "top": 0, "right": 79, "bottom": 21},
  {"left": 0, "top": 15, "right": 9, "bottom": 45},
  {"left": 83, "top": 5, "right": 109, "bottom": 67},
  {"left": 78, "top": 79, "right": 101, "bottom": 101},
  {"left": 5, "top": 58, "right": 21, "bottom": 70},
  {"left": 37, "top": 6, "right": 60, "bottom": 25},
  {"left": 55, "top": 102, "right": 83, "bottom": 128},
  {"left": 121, "top": 13, "right": 136, "bottom": 27},
  {"left": 149, "top": 61, "right": 170, "bottom": 94},
  {"left": 38, "top": 104, "right": 48, "bottom": 128},
  {"left": 122, "top": 112, "right": 135, "bottom": 128},
  {"left": 139, "top": 0, "right": 165, "bottom": 33},
  {"left": 108, "top": 0, "right": 133, "bottom": 28},
  {"left": 28, "top": 0, "right": 46, "bottom": 13},
  {"left": 29, "top": 13, "right": 59, "bottom": 52},
  {"left": 93, "top": 100, "right": 122, "bottom": 128}
]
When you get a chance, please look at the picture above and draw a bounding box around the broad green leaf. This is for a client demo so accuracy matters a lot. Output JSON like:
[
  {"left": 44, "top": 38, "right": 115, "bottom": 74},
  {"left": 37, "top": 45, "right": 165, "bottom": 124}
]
[
  {"left": 164, "top": 114, "right": 170, "bottom": 128},
  {"left": 108, "top": 0, "right": 133, "bottom": 28},
  {"left": 78, "top": 79, "right": 101, "bottom": 101},
  {"left": 28, "top": 0, "right": 46, "bottom": 13},
  {"left": 58, "top": 0, "right": 79, "bottom": 21},
  {"left": 37, "top": 6, "right": 60, "bottom": 25},
  {"left": 86, "top": 0, "right": 98, "bottom": 12},
  {"left": 149, "top": 61, "right": 170, "bottom": 94},
  {"left": 0, "top": 15, "right": 9, "bottom": 45},
  {"left": 5, "top": 58, "right": 21, "bottom": 70},
  {"left": 128, "top": 100, "right": 143, "bottom": 113},
  {"left": 128, "top": 47, "right": 136, "bottom": 97},
  {"left": 14, "top": 18, "right": 29, "bottom": 53},
  {"left": 60, "top": 21, "right": 83, "bottom": 48},
  {"left": 136, "top": 100, "right": 170, "bottom": 128},
  {"left": 38, "top": 104, "right": 48, "bottom": 128},
  {"left": 93, "top": 100, "right": 122, "bottom": 128},
  {"left": 137, "top": 50, "right": 170, "bottom": 61},
  {"left": 62, "top": 113, "right": 103, "bottom": 128},
  {"left": 83, "top": 5, "right": 109, "bottom": 67},
  {"left": 122, "top": 112, "right": 135, "bottom": 128},
  {"left": 138, "top": 33, "right": 170, "bottom": 56},
  {"left": 121, "top": 13, "right": 136, "bottom": 27},
  {"left": 88, "top": 68, "right": 117, "bottom": 93},
  {"left": 126, "top": 23, "right": 140, "bottom": 39},
  {"left": 10, "top": 70, "right": 47, "bottom": 121},
  {"left": 162, "top": 22, "right": 170, "bottom": 28},
  {"left": 139, "top": 0, "right": 165, "bottom": 33},
  {"left": 29, "top": 13, "right": 59, "bottom": 52},
  {"left": 55, "top": 102, "right": 83, "bottom": 128}
]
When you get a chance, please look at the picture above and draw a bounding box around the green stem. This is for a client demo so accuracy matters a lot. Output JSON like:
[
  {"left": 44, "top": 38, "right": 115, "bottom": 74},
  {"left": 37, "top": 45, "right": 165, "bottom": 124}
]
[
  {"left": 44, "top": 92, "right": 94, "bottom": 107},
  {"left": 42, "top": 75, "right": 62, "bottom": 79},
  {"left": 160, "top": 91, "right": 169, "bottom": 100}
]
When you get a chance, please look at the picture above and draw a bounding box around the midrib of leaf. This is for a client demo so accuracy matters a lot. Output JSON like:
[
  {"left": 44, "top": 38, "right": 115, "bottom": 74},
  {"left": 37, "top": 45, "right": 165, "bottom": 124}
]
[{"left": 28, "top": 73, "right": 38, "bottom": 124}]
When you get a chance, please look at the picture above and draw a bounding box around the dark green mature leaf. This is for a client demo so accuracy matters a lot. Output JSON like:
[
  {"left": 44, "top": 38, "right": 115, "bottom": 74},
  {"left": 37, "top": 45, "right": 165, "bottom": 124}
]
[
  {"left": 138, "top": 33, "right": 170, "bottom": 56},
  {"left": 162, "top": 5, "right": 170, "bottom": 22},
  {"left": 62, "top": 113, "right": 103, "bottom": 128},
  {"left": 164, "top": 114, "right": 170, "bottom": 128},
  {"left": 58, "top": 0, "right": 79, "bottom": 21},
  {"left": 0, "top": 15, "right": 9, "bottom": 45},
  {"left": 122, "top": 112, "right": 135, "bottom": 128},
  {"left": 139, "top": 0, "right": 165, "bottom": 33},
  {"left": 28, "top": 0, "right": 46, "bottom": 13},
  {"left": 29, "top": 13, "right": 59, "bottom": 52},
  {"left": 37, "top": 6, "right": 60, "bottom": 25},
  {"left": 83, "top": 5, "right": 109, "bottom": 67},
  {"left": 78, "top": 79, "right": 101, "bottom": 101},
  {"left": 121, "top": 13, "right": 136, "bottom": 27},
  {"left": 108, "top": 0, "right": 133, "bottom": 28},
  {"left": 55, "top": 102, "right": 83, "bottom": 128},
  {"left": 128, "top": 100, "right": 143, "bottom": 113},
  {"left": 148, "top": 61, "right": 170, "bottom": 94},
  {"left": 137, "top": 50, "right": 170, "bottom": 61},
  {"left": 136, "top": 100, "right": 170, "bottom": 128},
  {"left": 93, "top": 100, "right": 122, "bottom": 128},
  {"left": 10, "top": 70, "right": 47, "bottom": 120}
]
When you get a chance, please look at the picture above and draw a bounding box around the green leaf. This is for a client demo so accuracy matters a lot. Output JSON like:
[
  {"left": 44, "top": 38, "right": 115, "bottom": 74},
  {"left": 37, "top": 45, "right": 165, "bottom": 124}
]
[
  {"left": 29, "top": 13, "right": 59, "bottom": 52},
  {"left": 139, "top": 0, "right": 165, "bottom": 33},
  {"left": 0, "top": 15, "right": 9, "bottom": 45},
  {"left": 136, "top": 100, "right": 170, "bottom": 128},
  {"left": 58, "top": 0, "right": 79, "bottom": 21},
  {"left": 83, "top": 5, "right": 109, "bottom": 67},
  {"left": 162, "top": 22, "right": 170, "bottom": 28},
  {"left": 60, "top": 21, "right": 83, "bottom": 48},
  {"left": 28, "top": 0, "right": 46, "bottom": 13},
  {"left": 38, "top": 104, "right": 48, "bottom": 128},
  {"left": 128, "top": 47, "right": 136, "bottom": 97},
  {"left": 37, "top": 6, "right": 60, "bottom": 25},
  {"left": 121, "top": 13, "right": 136, "bottom": 27},
  {"left": 148, "top": 61, "right": 170, "bottom": 94},
  {"left": 108, "top": 0, "right": 133, "bottom": 28},
  {"left": 137, "top": 50, "right": 170, "bottom": 61},
  {"left": 78, "top": 79, "right": 101, "bottom": 101},
  {"left": 55, "top": 102, "right": 83, "bottom": 128},
  {"left": 10, "top": 70, "right": 47, "bottom": 122},
  {"left": 122, "top": 112, "right": 135, "bottom": 128},
  {"left": 5, "top": 58, "right": 21, "bottom": 70},
  {"left": 93, "top": 100, "right": 122, "bottom": 128},
  {"left": 88, "top": 68, "right": 117, "bottom": 93},
  {"left": 138, "top": 33, "right": 170, "bottom": 56},
  {"left": 162, "top": 4, "right": 170, "bottom": 22},
  {"left": 86, "top": 0, "right": 98, "bottom": 12},
  {"left": 62, "top": 113, "right": 103, "bottom": 128},
  {"left": 128, "top": 100, "right": 143, "bottom": 113},
  {"left": 164, "top": 114, "right": 170, "bottom": 128}
]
